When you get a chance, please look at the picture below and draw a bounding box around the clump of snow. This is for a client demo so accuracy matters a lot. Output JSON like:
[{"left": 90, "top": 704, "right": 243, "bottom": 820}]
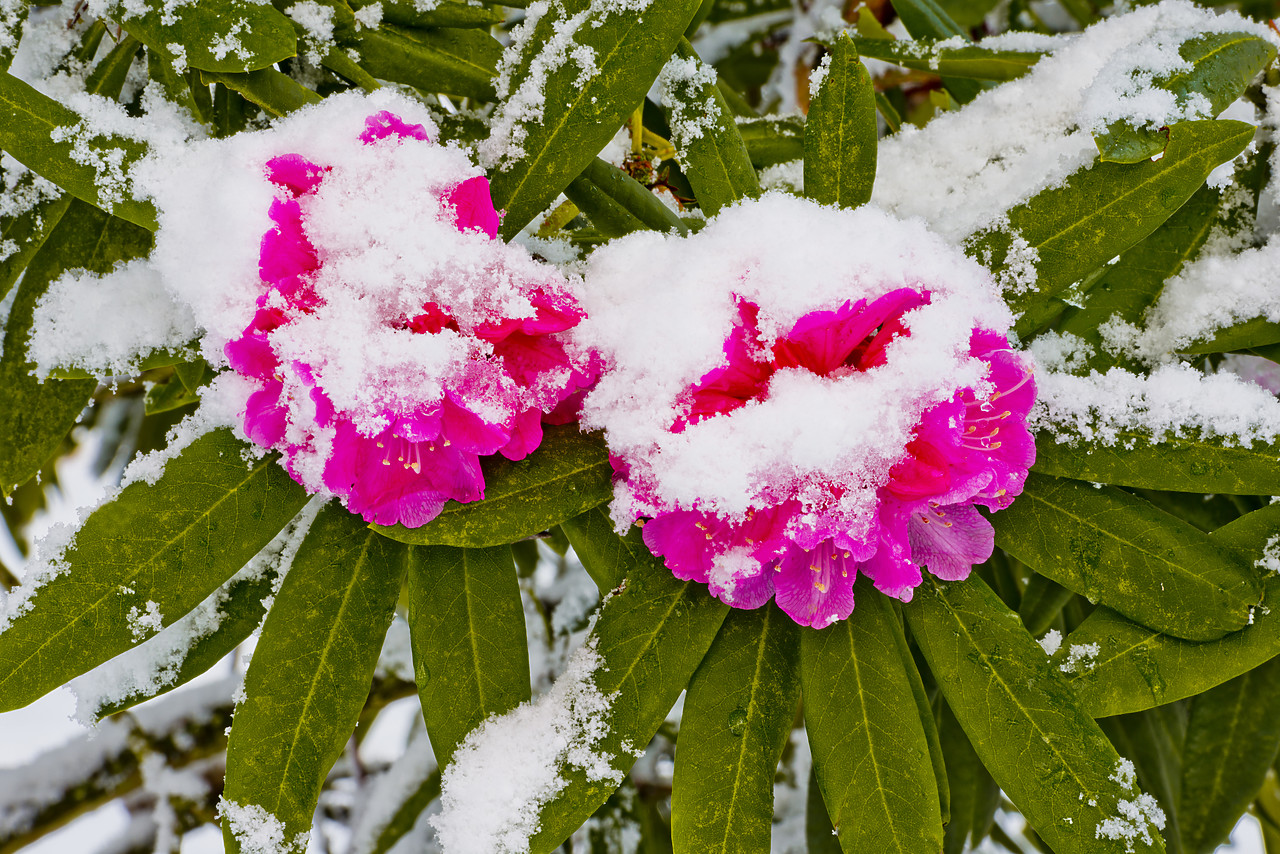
[
  {"left": 30, "top": 259, "right": 199, "bottom": 378},
  {"left": 288, "top": 1, "right": 336, "bottom": 64},
  {"left": 353, "top": 1, "right": 383, "bottom": 29},
  {"left": 1038, "top": 628, "right": 1063, "bottom": 656},
  {"left": 1032, "top": 362, "right": 1280, "bottom": 447},
  {"left": 1257, "top": 536, "right": 1280, "bottom": 574},
  {"left": 657, "top": 54, "right": 721, "bottom": 162},
  {"left": 1059, "top": 642, "right": 1100, "bottom": 674},
  {"left": 807, "top": 52, "right": 832, "bottom": 100},
  {"left": 758, "top": 159, "right": 803, "bottom": 194},
  {"left": 576, "top": 192, "right": 1009, "bottom": 534},
  {"left": 126, "top": 599, "right": 164, "bottom": 640},
  {"left": 1095, "top": 759, "right": 1167, "bottom": 853},
  {"left": 432, "top": 641, "right": 621, "bottom": 854},
  {"left": 1029, "top": 330, "right": 1093, "bottom": 374},
  {"left": 218, "top": 799, "right": 310, "bottom": 854},
  {"left": 874, "top": 1, "right": 1273, "bottom": 242}
]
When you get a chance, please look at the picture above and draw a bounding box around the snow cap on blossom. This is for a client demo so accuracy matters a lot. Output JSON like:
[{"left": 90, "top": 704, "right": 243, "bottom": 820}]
[
  {"left": 575, "top": 193, "right": 1035, "bottom": 628},
  {"left": 205, "top": 96, "right": 594, "bottom": 527}
]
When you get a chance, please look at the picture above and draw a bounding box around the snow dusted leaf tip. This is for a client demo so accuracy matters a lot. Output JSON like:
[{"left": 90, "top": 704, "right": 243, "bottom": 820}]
[{"left": 576, "top": 193, "right": 1036, "bottom": 628}]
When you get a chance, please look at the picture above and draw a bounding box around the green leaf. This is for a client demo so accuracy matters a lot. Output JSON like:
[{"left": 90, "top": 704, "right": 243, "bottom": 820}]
[
  {"left": 670, "top": 604, "right": 800, "bottom": 854},
  {"left": 968, "top": 120, "right": 1254, "bottom": 338},
  {"left": 406, "top": 545, "right": 530, "bottom": 768},
  {"left": 0, "top": 3, "right": 26, "bottom": 72},
  {"left": 223, "top": 504, "right": 408, "bottom": 852},
  {"left": 0, "top": 72, "right": 158, "bottom": 230},
  {"left": 352, "top": 24, "right": 498, "bottom": 100},
  {"left": 848, "top": 37, "right": 1043, "bottom": 80},
  {"left": 488, "top": 0, "right": 703, "bottom": 238},
  {"left": 534, "top": 519, "right": 730, "bottom": 852},
  {"left": 200, "top": 68, "right": 321, "bottom": 117},
  {"left": 116, "top": 0, "right": 298, "bottom": 72},
  {"left": 84, "top": 35, "right": 143, "bottom": 98},
  {"left": 0, "top": 179, "right": 70, "bottom": 305},
  {"left": 662, "top": 39, "right": 759, "bottom": 217},
  {"left": 0, "top": 430, "right": 309, "bottom": 712},
  {"left": 560, "top": 506, "right": 635, "bottom": 592},
  {"left": 353, "top": 0, "right": 504, "bottom": 28},
  {"left": 1018, "top": 573, "right": 1074, "bottom": 636},
  {"left": 940, "top": 700, "right": 1000, "bottom": 854},
  {"left": 992, "top": 472, "right": 1260, "bottom": 641},
  {"left": 1095, "top": 32, "right": 1276, "bottom": 163},
  {"left": 889, "top": 0, "right": 986, "bottom": 104},
  {"left": 1032, "top": 430, "right": 1280, "bottom": 496},
  {"left": 905, "top": 574, "right": 1167, "bottom": 854},
  {"left": 373, "top": 426, "right": 612, "bottom": 548},
  {"left": 564, "top": 157, "right": 688, "bottom": 237},
  {"left": 804, "top": 32, "right": 876, "bottom": 210},
  {"left": 1099, "top": 710, "right": 1186, "bottom": 854},
  {"left": 802, "top": 578, "right": 944, "bottom": 853},
  {"left": 0, "top": 200, "right": 151, "bottom": 493},
  {"left": 1179, "top": 656, "right": 1280, "bottom": 854},
  {"left": 1183, "top": 315, "right": 1280, "bottom": 354},
  {"left": 805, "top": 766, "right": 842, "bottom": 854},
  {"left": 1058, "top": 502, "right": 1280, "bottom": 718},
  {"left": 739, "top": 116, "right": 804, "bottom": 168}
]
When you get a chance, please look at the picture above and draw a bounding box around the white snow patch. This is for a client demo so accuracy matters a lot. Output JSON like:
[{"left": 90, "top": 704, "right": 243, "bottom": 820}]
[
  {"left": 1038, "top": 628, "right": 1062, "bottom": 656},
  {"left": 1059, "top": 642, "right": 1100, "bottom": 674}
]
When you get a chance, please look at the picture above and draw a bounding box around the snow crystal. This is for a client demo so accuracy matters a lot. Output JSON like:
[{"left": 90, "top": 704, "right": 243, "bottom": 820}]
[
  {"left": 167, "top": 42, "right": 188, "bottom": 74},
  {"left": 758, "top": 159, "right": 803, "bottom": 194},
  {"left": 874, "top": 1, "right": 1274, "bottom": 241},
  {"left": 807, "top": 52, "right": 832, "bottom": 100},
  {"left": 29, "top": 259, "right": 199, "bottom": 379},
  {"left": 208, "top": 19, "right": 252, "bottom": 65},
  {"left": 1095, "top": 760, "right": 1166, "bottom": 854},
  {"left": 218, "top": 799, "right": 310, "bottom": 854},
  {"left": 1038, "top": 628, "right": 1062, "bottom": 656},
  {"left": 1059, "top": 642, "right": 1100, "bottom": 674},
  {"left": 657, "top": 54, "right": 721, "bottom": 161},
  {"left": 353, "top": 1, "right": 383, "bottom": 29},
  {"left": 1032, "top": 362, "right": 1280, "bottom": 448},
  {"left": 288, "top": 1, "right": 336, "bottom": 65},
  {"left": 1029, "top": 330, "right": 1092, "bottom": 374},
  {"left": 432, "top": 641, "right": 622, "bottom": 854},
  {"left": 126, "top": 599, "right": 164, "bottom": 640},
  {"left": 1258, "top": 536, "right": 1280, "bottom": 574},
  {"left": 576, "top": 193, "right": 1009, "bottom": 530}
]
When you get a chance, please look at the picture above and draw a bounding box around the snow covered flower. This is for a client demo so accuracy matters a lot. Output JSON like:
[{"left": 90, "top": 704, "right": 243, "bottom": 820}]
[
  {"left": 576, "top": 194, "right": 1035, "bottom": 627},
  {"left": 224, "top": 110, "right": 594, "bottom": 527}
]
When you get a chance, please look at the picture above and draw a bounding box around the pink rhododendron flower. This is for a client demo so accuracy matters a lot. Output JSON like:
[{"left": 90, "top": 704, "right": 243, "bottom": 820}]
[
  {"left": 226, "top": 111, "right": 594, "bottom": 527},
  {"left": 576, "top": 194, "right": 1036, "bottom": 628}
]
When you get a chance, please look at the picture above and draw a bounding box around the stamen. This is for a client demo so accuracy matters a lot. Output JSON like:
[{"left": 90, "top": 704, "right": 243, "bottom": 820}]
[{"left": 814, "top": 581, "right": 827, "bottom": 592}]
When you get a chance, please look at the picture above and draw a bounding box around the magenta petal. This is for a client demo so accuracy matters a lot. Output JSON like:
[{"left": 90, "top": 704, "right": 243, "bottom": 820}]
[
  {"left": 444, "top": 176, "right": 501, "bottom": 238},
  {"left": 643, "top": 511, "right": 719, "bottom": 584},
  {"left": 772, "top": 288, "right": 926, "bottom": 376},
  {"left": 441, "top": 395, "right": 510, "bottom": 455},
  {"left": 717, "top": 567, "right": 775, "bottom": 610},
  {"left": 225, "top": 333, "right": 278, "bottom": 380},
  {"left": 907, "top": 503, "right": 993, "bottom": 581},
  {"left": 498, "top": 408, "right": 544, "bottom": 461},
  {"left": 260, "top": 199, "right": 318, "bottom": 285},
  {"left": 858, "top": 548, "right": 922, "bottom": 602},
  {"left": 244, "top": 380, "right": 288, "bottom": 447},
  {"left": 266, "top": 154, "right": 325, "bottom": 196},
  {"left": 360, "top": 111, "right": 431, "bottom": 145},
  {"left": 773, "top": 541, "right": 857, "bottom": 628}
]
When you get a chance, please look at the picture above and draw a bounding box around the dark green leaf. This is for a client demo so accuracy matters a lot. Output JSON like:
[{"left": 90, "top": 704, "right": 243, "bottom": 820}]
[
  {"left": 223, "top": 505, "right": 408, "bottom": 851},
  {"left": 200, "top": 68, "right": 321, "bottom": 116},
  {"left": 805, "top": 766, "right": 842, "bottom": 854},
  {"left": 992, "top": 472, "right": 1260, "bottom": 641},
  {"left": 488, "top": 0, "right": 703, "bottom": 238},
  {"left": 564, "top": 157, "right": 688, "bottom": 237},
  {"left": 1059, "top": 503, "right": 1280, "bottom": 718},
  {"left": 905, "top": 574, "right": 1167, "bottom": 854},
  {"left": 662, "top": 39, "right": 759, "bottom": 217},
  {"left": 84, "top": 35, "right": 142, "bottom": 98},
  {"left": 0, "top": 72, "right": 158, "bottom": 230},
  {"left": 1184, "top": 316, "right": 1280, "bottom": 354},
  {"left": 351, "top": 25, "right": 499, "bottom": 100},
  {"left": 144, "top": 374, "right": 201, "bottom": 414},
  {"left": 1099, "top": 710, "right": 1185, "bottom": 854},
  {"left": 848, "top": 37, "right": 1042, "bottom": 80},
  {"left": 406, "top": 545, "right": 530, "bottom": 768},
  {"left": 560, "top": 506, "right": 634, "bottom": 592},
  {"left": 1179, "top": 655, "right": 1280, "bottom": 853},
  {"left": 0, "top": 183, "right": 70, "bottom": 308},
  {"left": 671, "top": 604, "right": 800, "bottom": 854},
  {"left": 803, "top": 579, "right": 944, "bottom": 853},
  {"left": 374, "top": 426, "right": 612, "bottom": 548},
  {"left": 968, "top": 120, "right": 1254, "bottom": 338},
  {"left": 1033, "top": 430, "right": 1280, "bottom": 496},
  {"left": 889, "top": 0, "right": 986, "bottom": 104},
  {"left": 0, "top": 430, "right": 309, "bottom": 712},
  {"left": 1019, "top": 573, "right": 1074, "bottom": 636},
  {"left": 804, "top": 32, "right": 876, "bottom": 210},
  {"left": 940, "top": 700, "right": 1000, "bottom": 854},
  {"left": 0, "top": 200, "right": 151, "bottom": 493},
  {"left": 353, "top": 0, "right": 504, "bottom": 28},
  {"left": 1095, "top": 33, "right": 1276, "bottom": 163},
  {"left": 0, "top": 3, "right": 26, "bottom": 71},
  {"left": 533, "top": 519, "right": 729, "bottom": 852},
  {"left": 739, "top": 116, "right": 804, "bottom": 168},
  {"left": 116, "top": 0, "right": 298, "bottom": 73}
]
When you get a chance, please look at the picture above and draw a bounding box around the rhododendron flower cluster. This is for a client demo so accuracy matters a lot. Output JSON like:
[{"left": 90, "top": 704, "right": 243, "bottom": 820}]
[
  {"left": 576, "top": 195, "right": 1036, "bottom": 627},
  {"left": 224, "top": 110, "right": 594, "bottom": 527}
]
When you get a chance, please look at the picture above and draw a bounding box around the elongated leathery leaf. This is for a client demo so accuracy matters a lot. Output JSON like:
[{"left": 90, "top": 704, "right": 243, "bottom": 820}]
[
  {"left": 0, "top": 72, "right": 158, "bottom": 230},
  {"left": 351, "top": 0, "right": 504, "bottom": 29},
  {"left": 802, "top": 578, "right": 944, "bottom": 853},
  {"left": 565, "top": 157, "right": 688, "bottom": 237},
  {"left": 739, "top": 116, "right": 804, "bottom": 168},
  {"left": 223, "top": 505, "right": 408, "bottom": 853},
  {"left": 406, "top": 546, "right": 530, "bottom": 769},
  {"left": 375, "top": 426, "right": 612, "bottom": 548},
  {"left": 200, "top": 69, "right": 321, "bottom": 117},
  {"left": 1184, "top": 315, "right": 1280, "bottom": 354},
  {"left": 1033, "top": 430, "right": 1280, "bottom": 496},
  {"left": 662, "top": 39, "right": 759, "bottom": 217},
  {"left": 0, "top": 200, "right": 152, "bottom": 494},
  {"left": 992, "top": 472, "right": 1260, "bottom": 641},
  {"left": 804, "top": 32, "right": 876, "bottom": 210},
  {"left": 1099, "top": 710, "right": 1185, "bottom": 854},
  {"left": 1095, "top": 32, "right": 1276, "bottom": 164},
  {"left": 1058, "top": 502, "right": 1280, "bottom": 718},
  {"left": 940, "top": 701, "right": 999, "bottom": 854},
  {"left": 538, "top": 509, "right": 729, "bottom": 852},
  {"left": 352, "top": 25, "right": 500, "bottom": 100},
  {"left": 890, "top": 0, "right": 986, "bottom": 104},
  {"left": 115, "top": 0, "right": 297, "bottom": 73},
  {"left": 671, "top": 604, "right": 800, "bottom": 854},
  {"left": 489, "top": 0, "right": 704, "bottom": 238},
  {"left": 0, "top": 430, "right": 309, "bottom": 712},
  {"left": 1179, "top": 655, "right": 1280, "bottom": 854},
  {"left": 0, "top": 175, "right": 70, "bottom": 304},
  {"left": 848, "top": 37, "right": 1042, "bottom": 81},
  {"left": 969, "top": 120, "right": 1254, "bottom": 338},
  {"left": 905, "top": 574, "right": 1167, "bottom": 854}
]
